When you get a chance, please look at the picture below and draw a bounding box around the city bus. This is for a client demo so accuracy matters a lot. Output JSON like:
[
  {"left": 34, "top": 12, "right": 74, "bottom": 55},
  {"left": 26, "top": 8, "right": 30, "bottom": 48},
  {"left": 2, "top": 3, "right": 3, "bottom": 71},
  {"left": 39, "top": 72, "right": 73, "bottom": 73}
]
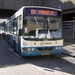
[{"left": 4, "top": 6, "right": 63, "bottom": 56}]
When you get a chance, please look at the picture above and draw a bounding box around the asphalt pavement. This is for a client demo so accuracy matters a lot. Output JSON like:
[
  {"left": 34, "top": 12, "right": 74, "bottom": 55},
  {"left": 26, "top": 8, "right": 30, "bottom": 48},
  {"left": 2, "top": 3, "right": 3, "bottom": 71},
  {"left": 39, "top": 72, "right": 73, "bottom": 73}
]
[
  {"left": 63, "top": 41, "right": 75, "bottom": 57},
  {"left": 0, "top": 34, "right": 75, "bottom": 75}
]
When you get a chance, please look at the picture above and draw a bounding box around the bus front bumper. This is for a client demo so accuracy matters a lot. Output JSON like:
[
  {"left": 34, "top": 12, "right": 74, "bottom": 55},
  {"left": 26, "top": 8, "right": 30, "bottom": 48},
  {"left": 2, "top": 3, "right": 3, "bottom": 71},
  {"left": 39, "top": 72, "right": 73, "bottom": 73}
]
[{"left": 21, "top": 50, "right": 62, "bottom": 56}]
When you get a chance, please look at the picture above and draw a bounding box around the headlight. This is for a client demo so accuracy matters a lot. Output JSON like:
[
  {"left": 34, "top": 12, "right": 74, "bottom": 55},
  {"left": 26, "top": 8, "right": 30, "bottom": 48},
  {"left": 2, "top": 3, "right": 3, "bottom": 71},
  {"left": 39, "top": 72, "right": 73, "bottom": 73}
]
[
  {"left": 56, "top": 47, "right": 58, "bottom": 50},
  {"left": 32, "top": 48, "right": 34, "bottom": 51},
  {"left": 59, "top": 47, "right": 61, "bottom": 49},
  {"left": 28, "top": 48, "right": 30, "bottom": 51}
]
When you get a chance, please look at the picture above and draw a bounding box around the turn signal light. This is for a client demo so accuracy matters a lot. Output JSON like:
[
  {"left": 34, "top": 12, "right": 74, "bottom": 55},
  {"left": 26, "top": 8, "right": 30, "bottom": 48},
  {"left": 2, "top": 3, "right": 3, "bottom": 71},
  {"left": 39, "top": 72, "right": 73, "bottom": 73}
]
[{"left": 22, "top": 48, "right": 26, "bottom": 51}]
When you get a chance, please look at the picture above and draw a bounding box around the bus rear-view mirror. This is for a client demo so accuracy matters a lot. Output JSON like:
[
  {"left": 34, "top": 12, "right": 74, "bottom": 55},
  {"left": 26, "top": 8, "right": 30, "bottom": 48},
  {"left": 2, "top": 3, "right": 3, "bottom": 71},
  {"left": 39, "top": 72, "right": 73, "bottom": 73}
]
[{"left": 19, "top": 29, "right": 24, "bottom": 36}]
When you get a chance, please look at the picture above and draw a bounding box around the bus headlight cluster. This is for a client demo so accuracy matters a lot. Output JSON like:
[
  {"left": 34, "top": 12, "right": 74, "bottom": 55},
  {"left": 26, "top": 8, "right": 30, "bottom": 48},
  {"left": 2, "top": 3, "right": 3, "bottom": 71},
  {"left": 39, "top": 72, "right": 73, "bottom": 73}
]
[
  {"left": 27, "top": 48, "right": 35, "bottom": 51},
  {"left": 56, "top": 47, "right": 58, "bottom": 50},
  {"left": 56, "top": 47, "right": 62, "bottom": 50},
  {"left": 59, "top": 47, "right": 62, "bottom": 49},
  {"left": 32, "top": 48, "right": 34, "bottom": 51},
  {"left": 28, "top": 48, "right": 30, "bottom": 51}
]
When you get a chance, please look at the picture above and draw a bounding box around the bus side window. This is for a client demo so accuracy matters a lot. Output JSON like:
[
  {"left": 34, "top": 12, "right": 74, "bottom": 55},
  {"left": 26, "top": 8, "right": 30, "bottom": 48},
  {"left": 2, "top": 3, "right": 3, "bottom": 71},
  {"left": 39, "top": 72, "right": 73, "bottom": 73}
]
[
  {"left": 16, "top": 18, "right": 18, "bottom": 35},
  {"left": 13, "top": 19, "right": 17, "bottom": 35},
  {"left": 9, "top": 21, "right": 13, "bottom": 34},
  {"left": 18, "top": 16, "right": 22, "bottom": 29},
  {"left": 17, "top": 16, "right": 22, "bottom": 35}
]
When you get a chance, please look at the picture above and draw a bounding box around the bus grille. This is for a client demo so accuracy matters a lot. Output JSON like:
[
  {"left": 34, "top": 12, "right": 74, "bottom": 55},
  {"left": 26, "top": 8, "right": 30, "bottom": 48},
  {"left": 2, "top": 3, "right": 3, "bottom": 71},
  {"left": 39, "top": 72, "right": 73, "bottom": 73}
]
[{"left": 37, "top": 47, "right": 54, "bottom": 51}]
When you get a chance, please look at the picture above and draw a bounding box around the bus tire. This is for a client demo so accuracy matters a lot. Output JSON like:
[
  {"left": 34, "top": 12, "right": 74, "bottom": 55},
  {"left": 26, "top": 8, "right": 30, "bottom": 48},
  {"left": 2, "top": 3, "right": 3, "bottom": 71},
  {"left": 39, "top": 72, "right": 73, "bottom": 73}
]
[{"left": 14, "top": 41, "right": 18, "bottom": 53}]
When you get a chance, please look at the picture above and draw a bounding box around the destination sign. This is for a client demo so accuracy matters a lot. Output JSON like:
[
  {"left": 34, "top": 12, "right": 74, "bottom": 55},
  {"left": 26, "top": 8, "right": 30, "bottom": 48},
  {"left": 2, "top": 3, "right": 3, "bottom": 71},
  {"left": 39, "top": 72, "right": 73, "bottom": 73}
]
[
  {"left": 31, "top": 9, "right": 54, "bottom": 16},
  {"left": 24, "top": 8, "right": 60, "bottom": 17}
]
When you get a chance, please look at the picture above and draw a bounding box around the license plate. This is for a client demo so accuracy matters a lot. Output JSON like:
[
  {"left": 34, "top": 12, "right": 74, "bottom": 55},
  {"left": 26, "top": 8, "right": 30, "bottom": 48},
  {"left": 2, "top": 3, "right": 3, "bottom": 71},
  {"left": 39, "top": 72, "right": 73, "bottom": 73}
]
[{"left": 42, "top": 53, "right": 50, "bottom": 56}]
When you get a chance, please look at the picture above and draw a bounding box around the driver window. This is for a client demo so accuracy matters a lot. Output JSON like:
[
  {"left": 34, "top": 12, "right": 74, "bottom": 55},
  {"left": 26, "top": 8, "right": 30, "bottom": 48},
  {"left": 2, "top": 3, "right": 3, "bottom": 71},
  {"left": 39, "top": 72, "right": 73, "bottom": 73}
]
[{"left": 23, "top": 17, "right": 31, "bottom": 35}]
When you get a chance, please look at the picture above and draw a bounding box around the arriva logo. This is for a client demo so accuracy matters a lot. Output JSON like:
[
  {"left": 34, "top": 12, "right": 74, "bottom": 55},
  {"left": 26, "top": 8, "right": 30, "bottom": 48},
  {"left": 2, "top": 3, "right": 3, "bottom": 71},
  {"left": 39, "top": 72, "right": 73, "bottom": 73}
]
[
  {"left": 40, "top": 42, "right": 43, "bottom": 45},
  {"left": 40, "top": 42, "right": 52, "bottom": 45}
]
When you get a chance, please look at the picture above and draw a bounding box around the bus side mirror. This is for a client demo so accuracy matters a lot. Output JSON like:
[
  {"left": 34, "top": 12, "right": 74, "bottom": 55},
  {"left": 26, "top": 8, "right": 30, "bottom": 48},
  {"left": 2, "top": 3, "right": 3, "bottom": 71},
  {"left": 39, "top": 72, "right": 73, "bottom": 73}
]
[{"left": 19, "top": 29, "right": 24, "bottom": 36}]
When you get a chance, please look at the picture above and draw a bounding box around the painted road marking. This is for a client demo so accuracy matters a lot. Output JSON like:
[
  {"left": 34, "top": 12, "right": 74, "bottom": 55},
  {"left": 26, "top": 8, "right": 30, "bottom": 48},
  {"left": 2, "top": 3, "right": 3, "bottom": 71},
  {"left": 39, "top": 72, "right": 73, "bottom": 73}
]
[
  {"left": 29, "top": 63, "right": 45, "bottom": 73},
  {"left": 15, "top": 53, "right": 21, "bottom": 58}
]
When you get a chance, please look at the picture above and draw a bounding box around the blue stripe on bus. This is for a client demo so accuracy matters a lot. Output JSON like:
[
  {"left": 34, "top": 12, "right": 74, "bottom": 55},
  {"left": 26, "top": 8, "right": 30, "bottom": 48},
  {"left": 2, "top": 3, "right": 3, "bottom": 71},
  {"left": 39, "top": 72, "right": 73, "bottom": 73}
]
[
  {"left": 21, "top": 50, "right": 62, "bottom": 56},
  {"left": 20, "top": 46, "right": 62, "bottom": 56}
]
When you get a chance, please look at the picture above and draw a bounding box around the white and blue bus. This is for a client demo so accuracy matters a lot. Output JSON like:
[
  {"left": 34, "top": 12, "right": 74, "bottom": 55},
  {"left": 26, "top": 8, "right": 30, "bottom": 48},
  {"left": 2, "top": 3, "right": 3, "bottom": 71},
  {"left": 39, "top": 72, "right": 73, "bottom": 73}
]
[{"left": 4, "top": 6, "right": 63, "bottom": 56}]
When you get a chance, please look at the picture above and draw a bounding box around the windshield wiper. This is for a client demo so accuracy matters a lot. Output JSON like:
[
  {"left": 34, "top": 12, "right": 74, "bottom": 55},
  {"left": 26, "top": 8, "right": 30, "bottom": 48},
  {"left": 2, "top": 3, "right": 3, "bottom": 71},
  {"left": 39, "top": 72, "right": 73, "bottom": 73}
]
[{"left": 34, "top": 16, "right": 38, "bottom": 24}]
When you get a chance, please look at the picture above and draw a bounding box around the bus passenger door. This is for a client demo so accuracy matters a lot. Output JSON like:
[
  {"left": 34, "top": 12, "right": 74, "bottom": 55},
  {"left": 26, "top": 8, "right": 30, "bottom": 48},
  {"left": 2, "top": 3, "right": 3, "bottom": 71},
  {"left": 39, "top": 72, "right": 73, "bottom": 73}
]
[
  {"left": 17, "top": 16, "right": 22, "bottom": 53},
  {"left": 13, "top": 18, "right": 18, "bottom": 52}
]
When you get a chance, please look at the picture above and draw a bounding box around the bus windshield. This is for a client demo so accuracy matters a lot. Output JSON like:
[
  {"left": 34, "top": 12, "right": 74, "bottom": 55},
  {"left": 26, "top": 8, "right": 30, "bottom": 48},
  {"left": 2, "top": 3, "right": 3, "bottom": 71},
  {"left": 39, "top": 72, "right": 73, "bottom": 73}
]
[{"left": 23, "top": 16, "right": 62, "bottom": 40}]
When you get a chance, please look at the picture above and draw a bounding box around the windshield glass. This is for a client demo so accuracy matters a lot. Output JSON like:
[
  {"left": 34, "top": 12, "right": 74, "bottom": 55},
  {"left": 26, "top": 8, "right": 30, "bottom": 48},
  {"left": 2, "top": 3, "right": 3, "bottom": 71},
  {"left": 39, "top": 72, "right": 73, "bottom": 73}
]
[{"left": 23, "top": 16, "right": 62, "bottom": 40}]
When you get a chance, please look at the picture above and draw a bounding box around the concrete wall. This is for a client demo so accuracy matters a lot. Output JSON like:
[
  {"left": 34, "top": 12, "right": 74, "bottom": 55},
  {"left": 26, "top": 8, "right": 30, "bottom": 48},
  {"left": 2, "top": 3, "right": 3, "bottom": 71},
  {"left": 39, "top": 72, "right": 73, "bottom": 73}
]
[
  {"left": 46, "top": 0, "right": 75, "bottom": 10},
  {"left": 3, "top": 0, "right": 29, "bottom": 10},
  {"left": 0, "top": 0, "right": 40, "bottom": 10},
  {"left": 17, "top": 0, "right": 28, "bottom": 10},
  {"left": 44, "top": 0, "right": 52, "bottom": 7},
  {"left": 4, "top": 0, "right": 16, "bottom": 10},
  {"left": 0, "top": 0, "right": 75, "bottom": 10},
  {"left": 30, "top": 0, "right": 39, "bottom": 6},
  {"left": 63, "top": 0, "right": 75, "bottom": 9}
]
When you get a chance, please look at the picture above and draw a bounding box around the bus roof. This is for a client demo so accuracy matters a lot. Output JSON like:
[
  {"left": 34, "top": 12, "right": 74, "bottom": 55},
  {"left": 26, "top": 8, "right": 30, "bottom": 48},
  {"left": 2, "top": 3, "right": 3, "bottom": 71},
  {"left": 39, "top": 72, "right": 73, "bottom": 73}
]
[{"left": 23, "top": 6, "right": 62, "bottom": 11}]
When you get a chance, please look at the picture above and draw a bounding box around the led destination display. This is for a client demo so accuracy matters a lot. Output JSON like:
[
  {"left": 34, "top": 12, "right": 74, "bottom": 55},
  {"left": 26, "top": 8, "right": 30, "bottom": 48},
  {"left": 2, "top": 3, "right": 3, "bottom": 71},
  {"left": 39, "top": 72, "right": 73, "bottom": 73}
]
[
  {"left": 31, "top": 9, "right": 54, "bottom": 15},
  {"left": 24, "top": 8, "right": 60, "bottom": 17}
]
